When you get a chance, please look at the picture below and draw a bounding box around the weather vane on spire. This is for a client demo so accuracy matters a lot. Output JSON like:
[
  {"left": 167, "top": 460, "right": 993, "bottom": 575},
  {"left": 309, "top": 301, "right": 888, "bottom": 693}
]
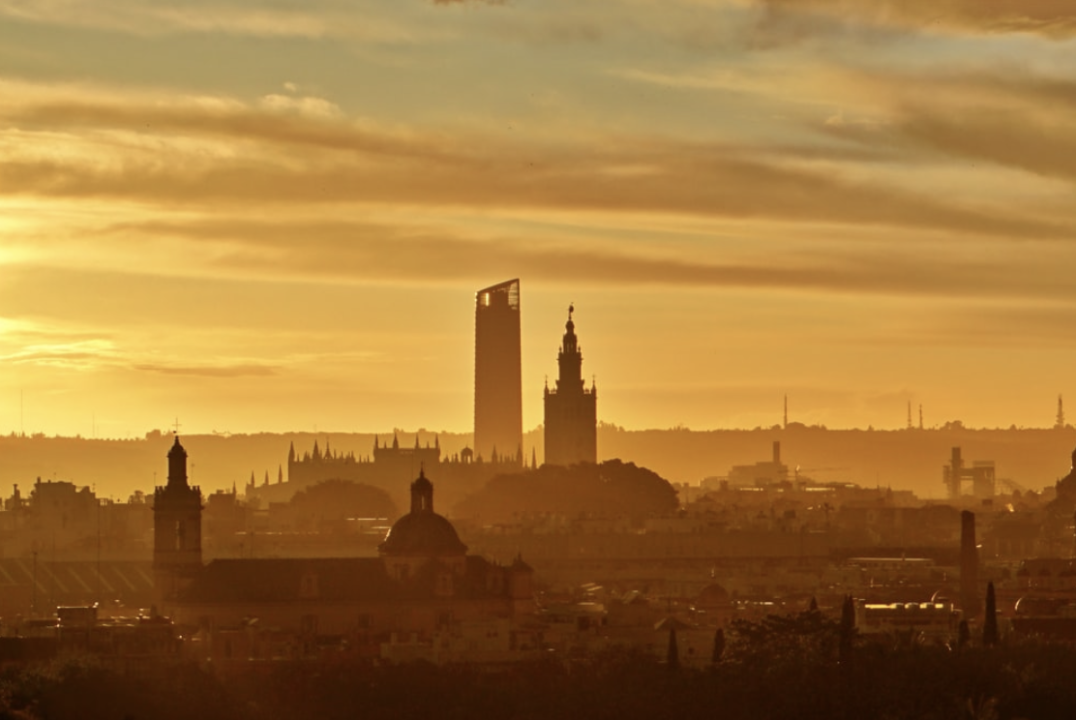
[{"left": 568, "top": 303, "right": 574, "bottom": 321}]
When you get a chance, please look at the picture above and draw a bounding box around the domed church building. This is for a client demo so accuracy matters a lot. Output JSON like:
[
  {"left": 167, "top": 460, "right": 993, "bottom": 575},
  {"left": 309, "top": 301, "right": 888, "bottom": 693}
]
[
  {"left": 380, "top": 469, "right": 468, "bottom": 582},
  {"left": 158, "top": 440, "right": 536, "bottom": 662}
]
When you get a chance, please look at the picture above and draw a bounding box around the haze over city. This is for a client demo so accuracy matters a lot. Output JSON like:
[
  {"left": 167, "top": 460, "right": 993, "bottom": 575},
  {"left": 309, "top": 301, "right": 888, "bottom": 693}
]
[
  {"left": 7, "top": 5, "right": 1076, "bottom": 718},
  {"left": 4, "top": 0, "right": 1076, "bottom": 438}
]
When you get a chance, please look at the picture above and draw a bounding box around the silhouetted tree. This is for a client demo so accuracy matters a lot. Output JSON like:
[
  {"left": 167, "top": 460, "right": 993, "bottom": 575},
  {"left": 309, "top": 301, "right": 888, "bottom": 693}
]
[
  {"left": 983, "top": 581, "right": 999, "bottom": 647},
  {"left": 289, "top": 479, "right": 397, "bottom": 530},
  {"left": 711, "top": 628, "right": 725, "bottom": 663},
  {"left": 839, "top": 595, "right": 856, "bottom": 664},
  {"left": 454, "top": 459, "right": 677, "bottom": 523},
  {"left": 667, "top": 627, "right": 680, "bottom": 670},
  {"left": 809, "top": 596, "right": 819, "bottom": 613},
  {"left": 727, "top": 608, "right": 840, "bottom": 668}
]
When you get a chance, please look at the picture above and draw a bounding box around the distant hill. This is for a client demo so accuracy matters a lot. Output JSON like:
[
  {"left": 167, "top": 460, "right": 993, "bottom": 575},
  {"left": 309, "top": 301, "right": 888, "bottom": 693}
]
[
  {"left": 597, "top": 424, "right": 1076, "bottom": 498},
  {"left": 0, "top": 425, "right": 1073, "bottom": 505}
]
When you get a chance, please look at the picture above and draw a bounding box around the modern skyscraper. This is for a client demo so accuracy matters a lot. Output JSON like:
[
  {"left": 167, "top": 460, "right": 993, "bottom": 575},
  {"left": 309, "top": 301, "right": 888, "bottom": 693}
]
[
  {"left": 473, "top": 279, "right": 523, "bottom": 464},
  {"left": 544, "top": 305, "right": 597, "bottom": 466}
]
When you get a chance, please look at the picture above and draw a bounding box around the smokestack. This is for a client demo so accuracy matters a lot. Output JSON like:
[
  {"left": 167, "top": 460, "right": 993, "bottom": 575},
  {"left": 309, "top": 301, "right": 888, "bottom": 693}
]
[
  {"left": 960, "top": 510, "right": 981, "bottom": 618},
  {"left": 773, "top": 441, "right": 781, "bottom": 465}
]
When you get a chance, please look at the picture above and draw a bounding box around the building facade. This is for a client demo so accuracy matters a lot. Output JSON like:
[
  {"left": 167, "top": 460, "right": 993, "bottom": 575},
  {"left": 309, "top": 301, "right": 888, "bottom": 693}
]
[{"left": 544, "top": 306, "right": 597, "bottom": 466}]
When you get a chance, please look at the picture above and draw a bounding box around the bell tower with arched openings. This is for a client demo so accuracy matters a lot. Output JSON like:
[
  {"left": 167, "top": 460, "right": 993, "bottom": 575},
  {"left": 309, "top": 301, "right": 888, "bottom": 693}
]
[
  {"left": 153, "top": 436, "right": 203, "bottom": 610},
  {"left": 543, "top": 305, "right": 598, "bottom": 466}
]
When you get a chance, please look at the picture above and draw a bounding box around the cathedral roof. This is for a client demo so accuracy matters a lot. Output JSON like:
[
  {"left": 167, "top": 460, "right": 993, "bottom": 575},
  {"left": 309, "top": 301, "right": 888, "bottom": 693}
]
[{"left": 180, "top": 558, "right": 394, "bottom": 603}]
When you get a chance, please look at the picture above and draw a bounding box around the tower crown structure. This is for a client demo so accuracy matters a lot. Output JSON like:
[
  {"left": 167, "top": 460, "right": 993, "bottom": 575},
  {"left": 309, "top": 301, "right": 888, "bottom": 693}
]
[
  {"left": 557, "top": 304, "right": 583, "bottom": 391},
  {"left": 544, "top": 305, "right": 597, "bottom": 466},
  {"left": 167, "top": 436, "right": 188, "bottom": 489},
  {"left": 410, "top": 468, "right": 434, "bottom": 513}
]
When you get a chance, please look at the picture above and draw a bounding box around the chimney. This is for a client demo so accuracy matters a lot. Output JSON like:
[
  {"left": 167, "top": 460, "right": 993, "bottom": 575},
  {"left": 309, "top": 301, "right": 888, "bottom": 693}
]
[
  {"left": 960, "top": 510, "right": 981, "bottom": 618},
  {"left": 773, "top": 441, "right": 781, "bottom": 465}
]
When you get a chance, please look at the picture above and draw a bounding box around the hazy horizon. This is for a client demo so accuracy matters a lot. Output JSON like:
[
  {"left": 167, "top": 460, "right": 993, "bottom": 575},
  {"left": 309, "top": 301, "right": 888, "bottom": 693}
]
[{"left": 3, "top": 417, "right": 1075, "bottom": 442}]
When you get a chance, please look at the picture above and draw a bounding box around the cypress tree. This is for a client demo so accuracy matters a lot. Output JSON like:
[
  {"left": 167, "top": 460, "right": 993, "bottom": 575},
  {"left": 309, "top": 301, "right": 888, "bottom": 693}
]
[
  {"left": 957, "top": 619, "right": 970, "bottom": 651},
  {"left": 839, "top": 595, "right": 855, "bottom": 664},
  {"left": 983, "top": 581, "right": 999, "bottom": 647},
  {"left": 711, "top": 628, "right": 725, "bottom": 663},
  {"left": 667, "top": 627, "right": 680, "bottom": 670}
]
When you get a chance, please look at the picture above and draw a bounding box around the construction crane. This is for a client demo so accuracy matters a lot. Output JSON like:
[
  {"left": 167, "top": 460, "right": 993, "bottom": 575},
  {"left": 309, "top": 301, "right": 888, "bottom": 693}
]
[{"left": 997, "top": 478, "right": 1027, "bottom": 495}]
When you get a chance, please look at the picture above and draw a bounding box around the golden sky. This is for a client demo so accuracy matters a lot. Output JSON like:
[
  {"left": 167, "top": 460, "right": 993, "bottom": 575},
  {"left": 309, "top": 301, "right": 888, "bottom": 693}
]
[{"left": 2, "top": 0, "right": 1075, "bottom": 437}]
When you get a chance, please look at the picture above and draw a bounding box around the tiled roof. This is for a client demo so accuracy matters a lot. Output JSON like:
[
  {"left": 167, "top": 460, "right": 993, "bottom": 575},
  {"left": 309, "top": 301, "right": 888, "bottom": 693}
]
[
  {"left": 178, "top": 558, "right": 395, "bottom": 604},
  {"left": 178, "top": 555, "right": 518, "bottom": 605}
]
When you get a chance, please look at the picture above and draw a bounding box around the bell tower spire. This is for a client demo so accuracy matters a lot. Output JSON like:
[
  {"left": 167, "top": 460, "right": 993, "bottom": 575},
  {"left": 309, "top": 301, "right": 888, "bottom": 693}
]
[
  {"left": 557, "top": 304, "right": 583, "bottom": 391},
  {"left": 167, "top": 435, "right": 189, "bottom": 489}
]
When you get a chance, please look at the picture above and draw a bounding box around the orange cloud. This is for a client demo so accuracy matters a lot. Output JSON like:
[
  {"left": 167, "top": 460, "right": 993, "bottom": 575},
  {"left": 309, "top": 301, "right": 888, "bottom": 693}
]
[
  {"left": 132, "top": 362, "right": 278, "bottom": 377},
  {"left": 1, "top": 92, "right": 1064, "bottom": 241},
  {"left": 759, "top": 0, "right": 1076, "bottom": 38}
]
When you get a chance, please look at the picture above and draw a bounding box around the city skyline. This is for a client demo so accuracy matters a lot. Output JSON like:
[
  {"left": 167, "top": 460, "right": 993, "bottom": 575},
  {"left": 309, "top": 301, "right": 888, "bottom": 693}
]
[{"left": 3, "top": 1, "right": 1076, "bottom": 437}]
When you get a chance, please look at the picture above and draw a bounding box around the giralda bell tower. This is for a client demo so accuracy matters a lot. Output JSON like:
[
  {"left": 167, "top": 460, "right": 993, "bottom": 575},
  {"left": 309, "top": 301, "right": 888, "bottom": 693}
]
[{"left": 543, "top": 305, "right": 597, "bottom": 466}]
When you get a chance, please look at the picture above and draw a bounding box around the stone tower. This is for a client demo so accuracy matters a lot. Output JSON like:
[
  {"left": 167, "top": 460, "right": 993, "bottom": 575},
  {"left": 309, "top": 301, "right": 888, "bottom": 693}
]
[
  {"left": 543, "top": 305, "right": 597, "bottom": 466},
  {"left": 153, "top": 436, "right": 203, "bottom": 610}
]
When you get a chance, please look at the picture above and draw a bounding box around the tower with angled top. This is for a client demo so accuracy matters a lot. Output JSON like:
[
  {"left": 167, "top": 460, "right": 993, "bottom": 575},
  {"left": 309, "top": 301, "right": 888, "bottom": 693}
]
[{"left": 474, "top": 279, "right": 523, "bottom": 464}]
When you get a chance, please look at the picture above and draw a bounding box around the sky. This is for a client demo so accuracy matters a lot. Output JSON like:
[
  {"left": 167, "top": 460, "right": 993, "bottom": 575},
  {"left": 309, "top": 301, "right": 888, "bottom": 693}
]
[{"left": 2, "top": 0, "right": 1076, "bottom": 438}]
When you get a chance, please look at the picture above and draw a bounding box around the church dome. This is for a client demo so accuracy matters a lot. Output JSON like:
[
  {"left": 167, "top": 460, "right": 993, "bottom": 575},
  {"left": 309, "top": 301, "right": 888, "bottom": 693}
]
[
  {"left": 379, "top": 511, "right": 467, "bottom": 556},
  {"left": 696, "top": 583, "right": 731, "bottom": 606},
  {"left": 378, "top": 469, "right": 467, "bottom": 557}
]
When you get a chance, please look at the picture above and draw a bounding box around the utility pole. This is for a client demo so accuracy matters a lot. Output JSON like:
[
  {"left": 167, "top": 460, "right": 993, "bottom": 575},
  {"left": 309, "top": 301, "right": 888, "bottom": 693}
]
[
  {"left": 96, "top": 499, "right": 102, "bottom": 607},
  {"left": 31, "top": 549, "right": 37, "bottom": 617}
]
